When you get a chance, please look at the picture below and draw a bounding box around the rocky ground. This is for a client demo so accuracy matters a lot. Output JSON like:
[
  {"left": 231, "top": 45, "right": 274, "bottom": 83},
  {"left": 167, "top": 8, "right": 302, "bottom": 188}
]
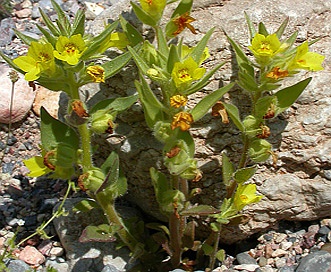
[{"left": 1, "top": 0, "right": 331, "bottom": 271}]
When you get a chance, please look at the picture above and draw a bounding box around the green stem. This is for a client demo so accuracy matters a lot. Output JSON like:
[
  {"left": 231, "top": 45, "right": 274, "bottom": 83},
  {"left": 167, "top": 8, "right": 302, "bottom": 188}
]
[
  {"left": 169, "top": 175, "right": 182, "bottom": 268},
  {"left": 208, "top": 225, "right": 221, "bottom": 270},
  {"left": 67, "top": 71, "right": 93, "bottom": 171},
  {"left": 96, "top": 194, "right": 138, "bottom": 253},
  {"left": 77, "top": 124, "right": 92, "bottom": 171}
]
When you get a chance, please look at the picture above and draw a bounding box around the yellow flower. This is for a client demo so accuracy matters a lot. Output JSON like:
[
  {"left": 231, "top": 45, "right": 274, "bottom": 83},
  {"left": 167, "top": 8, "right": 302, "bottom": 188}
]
[
  {"left": 13, "top": 41, "right": 55, "bottom": 81},
  {"left": 86, "top": 65, "right": 105, "bottom": 83},
  {"left": 54, "top": 34, "right": 86, "bottom": 65},
  {"left": 288, "top": 42, "right": 325, "bottom": 71},
  {"left": 139, "top": 0, "right": 166, "bottom": 21},
  {"left": 233, "top": 183, "right": 263, "bottom": 211},
  {"left": 266, "top": 67, "right": 289, "bottom": 80},
  {"left": 172, "top": 57, "right": 205, "bottom": 90},
  {"left": 170, "top": 95, "right": 188, "bottom": 108},
  {"left": 249, "top": 33, "right": 282, "bottom": 57},
  {"left": 171, "top": 112, "right": 194, "bottom": 131},
  {"left": 172, "top": 12, "right": 197, "bottom": 36}
]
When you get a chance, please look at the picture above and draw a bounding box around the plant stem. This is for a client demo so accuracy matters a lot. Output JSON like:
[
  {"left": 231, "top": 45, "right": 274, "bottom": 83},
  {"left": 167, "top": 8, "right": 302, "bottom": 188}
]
[
  {"left": 208, "top": 225, "right": 221, "bottom": 269},
  {"left": 169, "top": 175, "right": 182, "bottom": 268},
  {"left": 77, "top": 124, "right": 92, "bottom": 171},
  {"left": 95, "top": 194, "right": 138, "bottom": 253},
  {"left": 68, "top": 71, "right": 93, "bottom": 171}
]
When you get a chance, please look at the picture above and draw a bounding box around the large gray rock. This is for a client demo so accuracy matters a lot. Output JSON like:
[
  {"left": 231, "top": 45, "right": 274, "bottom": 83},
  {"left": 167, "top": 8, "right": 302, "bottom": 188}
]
[
  {"left": 52, "top": 198, "right": 137, "bottom": 272},
  {"left": 81, "top": 0, "right": 331, "bottom": 243}
]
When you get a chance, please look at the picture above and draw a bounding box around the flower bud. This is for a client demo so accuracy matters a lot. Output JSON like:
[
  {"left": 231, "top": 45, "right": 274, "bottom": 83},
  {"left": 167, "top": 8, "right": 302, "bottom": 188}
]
[
  {"left": 248, "top": 139, "right": 272, "bottom": 162},
  {"left": 243, "top": 115, "right": 259, "bottom": 138},
  {"left": 90, "top": 110, "right": 115, "bottom": 134},
  {"left": 78, "top": 168, "right": 105, "bottom": 193},
  {"left": 153, "top": 121, "right": 172, "bottom": 143}
]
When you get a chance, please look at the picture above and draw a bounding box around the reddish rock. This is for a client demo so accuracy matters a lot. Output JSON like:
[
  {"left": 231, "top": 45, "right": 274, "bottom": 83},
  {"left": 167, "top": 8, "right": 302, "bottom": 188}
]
[
  {"left": 32, "top": 86, "right": 61, "bottom": 119},
  {"left": 0, "top": 64, "right": 35, "bottom": 124},
  {"left": 19, "top": 245, "right": 45, "bottom": 265}
]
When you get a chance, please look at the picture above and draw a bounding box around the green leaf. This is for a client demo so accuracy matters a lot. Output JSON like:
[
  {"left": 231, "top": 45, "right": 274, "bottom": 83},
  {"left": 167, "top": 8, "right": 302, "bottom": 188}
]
[
  {"left": 244, "top": 12, "right": 256, "bottom": 41},
  {"left": 167, "top": 44, "right": 180, "bottom": 74},
  {"left": 275, "top": 77, "right": 312, "bottom": 114},
  {"left": 127, "top": 45, "right": 150, "bottom": 74},
  {"left": 155, "top": 26, "right": 169, "bottom": 57},
  {"left": 135, "top": 76, "right": 166, "bottom": 128},
  {"left": 0, "top": 51, "right": 25, "bottom": 75},
  {"left": 81, "top": 21, "right": 119, "bottom": 60},
  {"left": 51, "top": 0, "right": 71, "bottom": 36},
  {"left": 90, "top": 94, "right": 138, "bottom": 114},
  {"left": 79, "top": 224, "right": 117, "bottom": 243},
  {"left": 216, "top": 249, "right": 226, "bottom": 262},
  {"left": 97, "top": 152, "right": 127, "bottom": 198},
  {"left": 40, "top": 107, "right": 79, "bottom": 151},
  {"left": 254, "top": 96, "right": 275, "bottom": 119},
  {"left": 36, "top": 25, "right": 57, "bottom": 46},
  {"left": 130, "top": 1, "right": 157, "bottom": 27},
  {"left": 191, "top": 82, "right": 235, "bottom": 121},
  {"left": 201, "top": 243, "right": 213, "bottom": 256},
  {"left": 258, "top": 22, "right": 268, "bottom": 36},
  {"left": 71, "top": 8, "right": 85, "bottom": 36},
  {"left": 120, "top": 15, "right": 144, "bottom": 46},
  {"left": 146, "top": 223, "right": 170, "bottom": 236},
  {"left": 275, "top": 17, "right": 289, "bottom": 39},
  {"left": 180, "top": 205, "right": 219, "bottom": 216},
  {"left": 233, "top": 165, "right": 257, "bottom": 183},
  {"left": 184, "top": 62, "right": 225, "bottom": 95},
  {"left": 190, "top": 27, "right": 214, "bottom": 64},
  {"left": 222, "top": 153, "right": 234, "bottom": 187},
  {"left": 170, "top": 0, "right": 193, "bottom": 18},
  {"left": 222, "top": 103, "right": 245, "bottom": 131},
  {"left": 39, "top": 8, "right": 60, "bottom": 36},
  {"left": 226, "top": 34, "right": 254, "bottom": 77},
  {"left": 23, "top": 156, "right": 51, "bottom": 177},
  {"left": 73, "top": 199, "right": 100, "bottom": 213},
  {"left": 238, "top": 70, "right": 259, "bottom": 92},
  {"left": 102, "top": 50, "right": 132, "bottom": 79},
  {"left": 176, "top": 130, "right": 195, "bottom": 157},
  {"left": 13, "top": 29, "right": 38, "bottom": 45}
]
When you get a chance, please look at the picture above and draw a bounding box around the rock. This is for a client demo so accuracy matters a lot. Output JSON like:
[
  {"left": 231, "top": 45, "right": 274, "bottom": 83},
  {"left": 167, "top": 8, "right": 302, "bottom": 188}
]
[
  {"left": 14, "top": 8, "right": 32, "bottom": 19},
  {"left": 18, "top": 245, "right": 45, "bottom": 266},
  {"left": 32, "top": 86, "right": 61, "bottom": 119},
  {"left": 101, "top": 264, "right": 122, "bottom": 272},
  {"left": 53, "top": 198, "right": 136, "bottom": 272},
  {"left": 44, "top": 257, "right": 69, "bottom": 272},
  {"left": 236, "top": 252, "right": 258, "bottom": 265},
  {"left": 49, "top": 246, "right": 64, "bottom": 257},
  {"left": 5, "top": 259, "right": 31, "bottom": 272},
  {"left": 232, "top": 263, "right": 260, "bottom": 271},
  {"left": 0, "top": 18, "right": 16, "bottom": 46},
  {"left": 296, "top": 250, "right": 331, "bottom": 272},
  {"left": 0, "top": 64, "right": 36, "bottom": 124}
]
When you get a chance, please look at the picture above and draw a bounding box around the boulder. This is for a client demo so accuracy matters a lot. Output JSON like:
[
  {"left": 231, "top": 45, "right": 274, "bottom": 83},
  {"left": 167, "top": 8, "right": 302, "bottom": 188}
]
[{"left": 0, "top": 64, "right": 35, "bottom": 124}]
